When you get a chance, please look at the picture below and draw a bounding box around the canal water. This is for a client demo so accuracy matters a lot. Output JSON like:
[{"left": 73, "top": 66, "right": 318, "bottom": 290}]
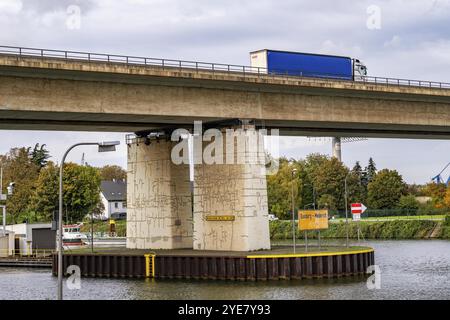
[{"left": 0, "top": 240, "right": 449, "bottom": 300}]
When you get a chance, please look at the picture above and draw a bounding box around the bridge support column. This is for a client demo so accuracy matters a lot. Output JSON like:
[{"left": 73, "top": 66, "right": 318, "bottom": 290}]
[
  {"left": 193, "top": 127, "right": 271, "bottom": 251},
  {"left": 126, "top": 138, "right": 193, "bottom": 249}
]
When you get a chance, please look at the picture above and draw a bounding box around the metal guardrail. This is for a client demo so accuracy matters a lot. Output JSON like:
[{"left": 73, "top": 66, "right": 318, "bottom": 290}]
[{"left": 0, "top": 45, "right": 449, "bottom": 90}]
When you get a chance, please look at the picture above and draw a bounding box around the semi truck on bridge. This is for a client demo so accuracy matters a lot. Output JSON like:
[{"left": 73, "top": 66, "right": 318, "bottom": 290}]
[{"left": 250, "top": 49, "right": 367, "bottom": 81}]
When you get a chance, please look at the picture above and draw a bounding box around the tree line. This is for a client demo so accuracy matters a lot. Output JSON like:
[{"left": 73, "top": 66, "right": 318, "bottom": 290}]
[
  {"left": 267, "top": 154, "right": 450, "bottom": 219},
  {"left": 0, "top": 144, "right": 127, "bottom": 224},
  {"left": 2, "top": 144, "right": 448, "bottom": 223}
]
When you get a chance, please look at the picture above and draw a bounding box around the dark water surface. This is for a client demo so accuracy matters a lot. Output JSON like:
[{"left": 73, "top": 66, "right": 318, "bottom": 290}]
[{"left": 0, "top": 240, "right": 449, "bottom": 300}]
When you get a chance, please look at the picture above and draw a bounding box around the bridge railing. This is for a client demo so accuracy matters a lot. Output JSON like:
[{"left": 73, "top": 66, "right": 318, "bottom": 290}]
[{"left": 1, "top": 45, "right": 449, "bottom": 90}]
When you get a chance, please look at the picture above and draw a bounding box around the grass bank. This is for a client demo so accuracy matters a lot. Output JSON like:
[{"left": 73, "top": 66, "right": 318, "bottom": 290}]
[
  {"left": 80, "top": 220, "right": 126, "bottom": 237},
  {"left": 270, "top": 217, "right": 450, "bottom": 240}
]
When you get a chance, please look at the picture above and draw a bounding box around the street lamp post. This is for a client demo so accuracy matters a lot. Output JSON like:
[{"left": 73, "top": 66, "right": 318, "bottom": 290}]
[
  {"left": 57, "top": 141, "right": 120, "bottom": 301},
  {"left": 344, "top": 170, "right": 366, "bottom": 248},
  {"left": 304, "top": 183, "right": 317, "bottom": 251},
  {"left": 291, "top": 168, "right": 297, "bottom": 254},
  {"left": 344, "top": 172, "right": 351, "bottom": 248}
]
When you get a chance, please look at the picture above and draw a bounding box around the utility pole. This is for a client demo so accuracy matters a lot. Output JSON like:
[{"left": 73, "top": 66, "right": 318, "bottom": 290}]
[{"left": 344, "top": 172, "right": 350, "bottom": 248}]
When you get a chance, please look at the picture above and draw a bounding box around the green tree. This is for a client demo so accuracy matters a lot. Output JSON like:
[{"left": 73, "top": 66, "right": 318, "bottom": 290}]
[
  {"left": 62, "top": 163, "right": 102, "bottom": 223},
  {"left": 29, "top": 143, "right": 50, "bottom": 169},
  {"left": 350, "top": 161, "right": 367, "bottom": 203},
  {"left": 267, "top": 158, "right": 303, "bottom": 219},
  {"left": 30, "top": 161, "right": 59, "bottom": 222},
  {"left": 365, "top": 157, "right": 377, "bottom": 183},
  {"left": 2, "top": 147, "right": 40, "bottom": 223},
  {"left": 367, "top": 169, "right": 406, "bottom": 209},
  {"left": 31, "top": 162, "right": 102, "bottom": 223},
  {"left": 305, "top": 154, "right": 349, "bottom": 210},
  {"left": 317, "top": 194, "right": 337, "bottom": 210},
  {"left": 99, "top": 165, "right": 127, "bottom": 181},
  {"left": 398, "top": 194, "right": 420, "bottom": 213}
]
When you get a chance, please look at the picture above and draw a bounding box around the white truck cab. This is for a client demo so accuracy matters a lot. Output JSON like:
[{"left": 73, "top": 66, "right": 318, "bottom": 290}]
[{"left": 353, "top": 59, "right": 368, "bottom": 80}]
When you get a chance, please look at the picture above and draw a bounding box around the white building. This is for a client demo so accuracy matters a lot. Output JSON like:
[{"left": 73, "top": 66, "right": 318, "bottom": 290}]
[
  {"left": 0, "top": 231, "right": 15, "bottom": 257},
  {"left": 99, "top": 180, "right": 127, "bottom": 220},
  {"left": 4, "top": 223, "right": 55, "bottom": 255}
]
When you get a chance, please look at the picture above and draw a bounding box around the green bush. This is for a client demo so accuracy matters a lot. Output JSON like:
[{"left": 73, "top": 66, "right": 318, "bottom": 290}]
[
  {"left": 398, "top": 195, "right": 420, "bottom": 213},
  {"left": 445, "top": 215, "right": 450, "bottom": 226},
  {"left": 269, "top": 219, "right": 438, "bottom": 240}
]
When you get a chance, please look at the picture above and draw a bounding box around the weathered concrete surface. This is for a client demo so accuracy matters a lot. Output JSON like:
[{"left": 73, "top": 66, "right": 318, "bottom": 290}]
[
  {"left": 0, "top": 55, "right": 450, "bottom": 137},
  {"left": 193, "top": 128, "right": 271, "bottom": 251},
  {"left": 126, "top": 139, "right": 192, "bottom": 249}
]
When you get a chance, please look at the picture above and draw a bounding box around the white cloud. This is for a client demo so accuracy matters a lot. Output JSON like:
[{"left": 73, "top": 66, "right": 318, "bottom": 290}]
[
  {"left": 383, "top": 35, "right": 401, "bottom": 48},
  {"left": 0, "top": 0, "right": 450, "bottom": 183},
  {"left": 0, "top": 0, "right": 23, "bottom": 14}
]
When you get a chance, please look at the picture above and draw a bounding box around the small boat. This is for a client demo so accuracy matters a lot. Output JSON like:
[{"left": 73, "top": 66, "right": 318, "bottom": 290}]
[{"left": 62, "top": 224, "right": 88, "bottom": 247}]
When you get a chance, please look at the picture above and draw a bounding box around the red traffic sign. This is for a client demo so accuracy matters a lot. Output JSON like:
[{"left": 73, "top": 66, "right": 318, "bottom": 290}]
[{"left": 351, "top": 203, "right": 367, "bottom": 214}]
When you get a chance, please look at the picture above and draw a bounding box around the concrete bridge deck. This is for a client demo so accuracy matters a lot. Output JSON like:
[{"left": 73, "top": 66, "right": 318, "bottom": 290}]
[{"left": 0, "top": 51, "right": 449, "bottom": 138}]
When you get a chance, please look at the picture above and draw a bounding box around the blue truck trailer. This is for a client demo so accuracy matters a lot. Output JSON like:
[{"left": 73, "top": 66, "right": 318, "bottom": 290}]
[{"left": 250, "top": 49, "right": 367, "bottom": 80}]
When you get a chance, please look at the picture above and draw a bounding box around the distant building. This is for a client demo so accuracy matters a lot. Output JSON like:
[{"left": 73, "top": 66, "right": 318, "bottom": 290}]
[
  {"left": 5, "top": 223, "right": 55, "bottom": 255},
  {"left": 415, "top": 196, "right": 432, "bottom": 204},
  {"left": 99, "top": 180, "right": 127, "bottom": 220},
  {"left": 0, "top": 230, "right": 15, "bottom": 257}
]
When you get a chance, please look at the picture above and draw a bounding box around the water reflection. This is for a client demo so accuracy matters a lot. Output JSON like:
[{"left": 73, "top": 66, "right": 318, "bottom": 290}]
[{"left": 0, "top": 240, "right": 449, "bottom": 300}]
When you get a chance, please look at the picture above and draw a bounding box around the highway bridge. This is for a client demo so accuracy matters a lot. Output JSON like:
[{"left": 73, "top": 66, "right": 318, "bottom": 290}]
[
  {"left": 0, "top": 45, "right": 449, "bottom": 252},
  {"left": 0, "top": 46, "right": 449, "bottom": 138}
]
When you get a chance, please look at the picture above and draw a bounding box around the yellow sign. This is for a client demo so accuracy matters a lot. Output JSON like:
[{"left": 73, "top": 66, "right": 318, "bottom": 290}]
[
  {"left": 109, "top": 219, "right": 116, "bottom": 225},
  {"left": 205, "top": 215, "right": 235, "bottom": 221},
  {"left": 298, "top": 210, "right": 329, "bottom": 231}
]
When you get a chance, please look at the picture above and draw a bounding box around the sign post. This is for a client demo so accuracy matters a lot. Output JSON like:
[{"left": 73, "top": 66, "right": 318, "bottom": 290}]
[
  {"left": 351, "top": 203, "right": 367, "bottom": 241},
  {"left": 298, "top": 210, "right": 329, "bottom": 252}
]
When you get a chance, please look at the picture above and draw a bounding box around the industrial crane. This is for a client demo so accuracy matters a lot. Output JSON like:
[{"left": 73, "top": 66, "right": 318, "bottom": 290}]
[{"left": 432, "top": 162, "right": 450, "bottom": 185}]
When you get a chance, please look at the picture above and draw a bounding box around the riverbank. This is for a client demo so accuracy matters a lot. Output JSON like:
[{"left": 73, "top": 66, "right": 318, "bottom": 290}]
[
  {"left": 81, "top": 216, "right": 450, "bottom": 240},
  {"left": 80, "top": 220, "right": 127, "bottom": 236},
  {"left": 271, "top": 216, "right": 450, "bottom": 240}
]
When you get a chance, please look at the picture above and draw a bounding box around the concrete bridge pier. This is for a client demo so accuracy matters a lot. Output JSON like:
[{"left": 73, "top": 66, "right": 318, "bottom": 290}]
[
  {"left": 126, "top": 137, "right": 193, "bottom": 249},
  {"left": 192, "top": 126, "right": 271, "bottom": 251}
]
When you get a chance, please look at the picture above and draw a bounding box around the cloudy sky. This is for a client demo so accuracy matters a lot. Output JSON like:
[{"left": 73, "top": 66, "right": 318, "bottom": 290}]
[{"left": 0, "top": 0, "right": 450, "bottom": 183}]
